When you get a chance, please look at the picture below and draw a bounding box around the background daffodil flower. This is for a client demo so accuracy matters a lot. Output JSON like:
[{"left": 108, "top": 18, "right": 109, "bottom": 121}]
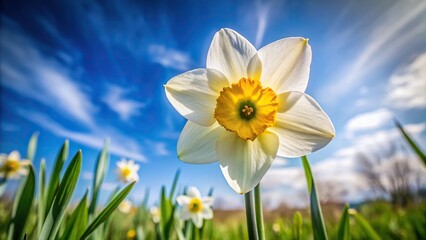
[
  {"left": 0, "top": 150, "right": 30, "bottom": 179},
  {"left": 176, "top": 186, "right": 213, "bottom": 228},
  {"left": 116, "top": 159, "right": 140, "bottom": 183},
  {"left": 165, "top": 28, "right": 335, "bottom": 194}
]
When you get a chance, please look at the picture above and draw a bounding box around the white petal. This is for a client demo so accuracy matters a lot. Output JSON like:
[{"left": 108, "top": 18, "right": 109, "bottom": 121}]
[
  {"left": 177, "top": 207, "right": 191, "bottom": 220},
  {"left": 191, "top": 214, "right": 203, "bottom": 228},
  {"left": 177, "top": 121, "right": 224, "bottom": 164},
  {"left": 201, "top": 207, "right": 213, "bottom": 219},
  {"left": 187, "top": 186, "right": 201, "bottom": 198},
  {"left": 247, "top": 53, "right": 262, "bottom": 81},
  {"left": 258, "top": 37, "right": 311, "bottom": 94},
  {"left": 269, "top": 91, "right": 335, "bottom": 157},
  {"left": 207, "top": 28, "right": 257, "bottom": 83},
  {"left": 216, "top": 131, "right": 279, "bottom": 194},
  {"left": 201, "top": 197, "right": 214, "bottom": 206},
  {"left": 8, "top": 151, "right": 21, "bottom": 160},
  {"left": 176, "top": 195, "right": 191, "bottom": 206},
  {"left": 165, "top": 68, "right": 229, "bottom": 126}
]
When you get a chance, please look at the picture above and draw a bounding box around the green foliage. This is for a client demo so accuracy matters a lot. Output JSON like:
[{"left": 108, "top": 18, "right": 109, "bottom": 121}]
[
  {"left": 60, "top": 191, "right": 88, "bottom": 240},
  {"left": 45, "top": 140, "right": 69, "bottom": 219},
  {"left": 395, "top": 119, "right": 426, "bottom": 167},
  {"left": 293, "top": 212, "right": 303, "bottom": 240},
  {"left": 301, "top": 156, "right": 328, "bottom": 240},
  {"left": 337, "top": 204, "right": 350, "bottom": 240},
  {"left": 350, "top": 209, "right": 382, "bottom": 240},
  {"left": 26, "top": 132, "right": 39, "bottom": 162},
  {"left": 89, "top": 140, "right": 110, "bottom": 218},
  {"left": 80, "top": 182, "right": 135, "bottom": 239},
  {"left": 40, "top": 150, "right": 82, "bottom": 240},
  {"left": 7, "top": 165, "right": 36, "bottom": 240}
]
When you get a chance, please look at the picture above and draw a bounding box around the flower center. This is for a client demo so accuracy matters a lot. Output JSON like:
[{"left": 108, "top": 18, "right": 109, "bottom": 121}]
[
  {"left": 5, "top": 160, "right": 20, "bottom": 172},
  {"left": 121, "top": 167, "right": 132, "bottom": 177},
  {"left": 214, "top": 78, "right": 278, "bottom": 141},
  {"left": 188, "top": 198, "right": 203, "bottom": 213}
]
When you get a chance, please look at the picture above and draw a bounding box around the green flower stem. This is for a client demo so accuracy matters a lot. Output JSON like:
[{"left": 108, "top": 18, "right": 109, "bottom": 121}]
[
  {"left": 254, "top": 184, "right": 265, "bottom": 240},
  {"left": 245, "top": 190, "right": 259, "bottom": 240}
]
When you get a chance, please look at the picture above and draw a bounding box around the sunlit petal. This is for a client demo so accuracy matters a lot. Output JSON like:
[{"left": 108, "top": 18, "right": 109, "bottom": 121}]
[
  {"left": 270, "top": 91, "right": 335, "bottom": 157},
  {"left": 165, "top": 68, "right": 229, "bottom": 126},
  {"left": 217, "top": 131, "right": 279, "bottom": 194}
]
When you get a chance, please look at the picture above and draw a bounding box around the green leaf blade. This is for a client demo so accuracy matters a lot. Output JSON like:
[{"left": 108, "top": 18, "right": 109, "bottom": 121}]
[
  {"left": 8, "top": 165, "right": 36, "bottom": 240},
  {"left": 40, "top": 150, "right": 82, "bottom": 240},
  {"left": 45, "top": 140, "right": 69, "bottom": 218},
  {"left": 350, "top": 210, "right": 381, "bottom": 240},
  {"left": 395, "top": 119, "right": 426, "bottom": 166},
  {"left": 301, "top": 156, "right": 328, "bottom": 240},
  {"left": 79, "top": 181, "right": 135, "bottom": 239},
  {"left": 89, "top": 140, "right": 110, "bottom": 217},
  {"left": 27, "top": 132, "right": 39, "bottom": 162},
  {"left": 337, "top": 204, "right": 350, "bottom": 240}
]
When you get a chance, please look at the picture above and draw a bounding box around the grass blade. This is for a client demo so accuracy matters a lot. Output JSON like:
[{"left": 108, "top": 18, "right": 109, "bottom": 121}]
[
  {"left": 301, "top": 156, "right": 328, "bottom": 240},
  {"left": 169, "top": 169, "right": 181, "bottom": 199},
  {"left": 349, "top": 209, "right": 381, "bottom": 240},
  {"left": 60, "top": 191, "right": 88, "bottom": 240},
  {"left": 293, "top": 212, "right": 302, "bottom": 240},
  {"left": 89, "top": 140, "right": 110, "bottom": 218},
  {"left": 395, "top": 119, "right": 426, "bottom": 166},
  {"left": 79, "top": 181, "right": 135, "bottom": 239},
  {"left": 40, "top": 150, "right": 82, "bottom": 240},
  {"left": 45, "top": 140, "right": 69, "bottom": 218},
  {"left": 37, "top": 159, "right": 46, "bottom": 236},
  {"left": 337, "top": 204, "right": 350, "bottom": 240},
  {"left": 7, "top": 165, "right": 36, "bottom": 240},
  {"left": 27, "top": 132, "right": 39, "bottom": 162}
]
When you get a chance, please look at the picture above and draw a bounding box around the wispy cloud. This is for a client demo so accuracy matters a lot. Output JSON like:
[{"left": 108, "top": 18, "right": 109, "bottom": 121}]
[
  {"left": 102, "top": 84, "right": 146, "bottom": 121},
  {"left": 345, "top": 108, "right": 393, "bottom": 137},
  {"left": 148, "top": 44, "right": 192, "bottom": 71},
  {"left": 0, "top": 18, "right": 96, "bottom": 127},
  {"left": 386, "top": 53, "right": 426, "bottom": 109},
  {"left": 18, "top": 110, "right": 147, "bottom": 162},
  {"left": 320, "top": 1, "right": 426, "bottom": 103}
]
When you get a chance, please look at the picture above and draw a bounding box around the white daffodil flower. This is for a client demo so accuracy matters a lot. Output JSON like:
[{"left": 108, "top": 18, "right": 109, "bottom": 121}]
[
  {"left": 116, "top": 159, "right": 139, "bottom": 183},
  {"left": 0, "top": 151, "right": 30, "bottom": 179},
  {"left": 118, "top": 199, "right": 133, "bottom": 214},
  {"left": 165, "top": 28, "right": 334, "bottom": 194},
  {"left": 150, "top": 206, "right": 160, "bottom": 223},
  {"left": 176, "top": 186, "right": 213, "bottom": 228}
]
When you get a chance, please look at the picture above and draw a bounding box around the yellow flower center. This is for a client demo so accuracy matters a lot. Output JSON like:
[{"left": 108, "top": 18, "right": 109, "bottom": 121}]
[
  {"left": 127, "top": 229, "right": 136, "bottom": 239},
  {"left": 121, "top": 167, "right": 132, "bottom": 177},
  {"left": 5, "top": 159, "right": 20, "bottom": 173},
  {"left": 214, "top": 78, "right": 278, "bottom": 140},
  {"left": 188, "top": 198, "right": 203, "bottom": 213}
]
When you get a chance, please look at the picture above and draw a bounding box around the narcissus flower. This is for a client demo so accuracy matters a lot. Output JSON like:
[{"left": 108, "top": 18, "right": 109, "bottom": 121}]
[
  {"left": 176, "top": 186, "right": 213, "bottom": 228},
  {"left": 116, "top": 159, "right": 139, "bottom": 183},
  {"left": 0, "top": 151, "right": 30, "bottom": 179},
  {"left": 150, "top": 206, "right": 160, "bottom": 223},
  {"left": 118, "top": 199, "right": 133, "bottom": 214},
  {"left": 165, "top": 28, "right": 334, "bottom": 194}
]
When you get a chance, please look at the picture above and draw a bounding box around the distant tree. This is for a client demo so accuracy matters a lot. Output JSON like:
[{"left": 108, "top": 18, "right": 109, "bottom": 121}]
[{"left": 356, "top": 141, "right": 425, "bottom": 207}]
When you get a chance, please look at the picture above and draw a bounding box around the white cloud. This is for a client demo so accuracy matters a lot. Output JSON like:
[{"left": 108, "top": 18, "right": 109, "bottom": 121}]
[
  {"left": 254, "top": 1, "right": 270, "bottom": 48},
  {"left": 102, "top": 84, "right": 146, "bottom": 121},
  {"left": 148, "top": 44, "right": 192, "bottom": 71},
  {"left": 345, "top": 108, "right": 393, "bottom": 136},
  {"left": 320, "top": 1, "right": 426, "bottom": 103},
  {"left": 18, "top": 110, "right": 147, "bottom": 162},
  {"left": 101, "top": 182, "right": 117, "bottom": 191},
  {"left": 386, "top": 53, "right": 426, "bottom": 109},
  {"left": 271, "top": 157, "right": 289, "bottom": 167},
  {"left": 0, "top": 21, "right": 96, "bottom": 127},
  {"left": 82, "top": 171, "right": 94, "bottom": 180}
]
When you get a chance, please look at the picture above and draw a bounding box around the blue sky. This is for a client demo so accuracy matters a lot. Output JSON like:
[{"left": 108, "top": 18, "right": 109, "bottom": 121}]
[{"left": 1, "top": 0, "right": 425, "bottom": 208}]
